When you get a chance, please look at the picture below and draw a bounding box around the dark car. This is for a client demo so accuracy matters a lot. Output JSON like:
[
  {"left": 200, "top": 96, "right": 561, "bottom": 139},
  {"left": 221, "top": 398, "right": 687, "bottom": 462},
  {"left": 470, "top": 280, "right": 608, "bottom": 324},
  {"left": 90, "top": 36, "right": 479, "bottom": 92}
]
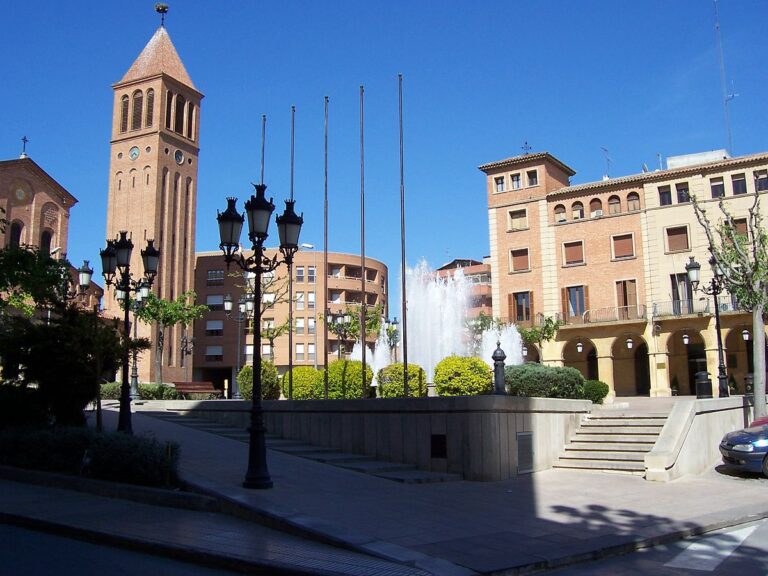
[{"left": 720, "top": 423, "right": 768, "bottom": 477}]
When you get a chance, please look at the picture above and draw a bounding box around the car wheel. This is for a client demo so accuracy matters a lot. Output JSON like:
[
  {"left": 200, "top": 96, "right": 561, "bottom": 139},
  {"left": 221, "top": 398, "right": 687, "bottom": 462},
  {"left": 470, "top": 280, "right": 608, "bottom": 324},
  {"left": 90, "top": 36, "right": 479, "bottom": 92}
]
[{"left": 763, "top": 456, "right": 768, "bottom": 479}]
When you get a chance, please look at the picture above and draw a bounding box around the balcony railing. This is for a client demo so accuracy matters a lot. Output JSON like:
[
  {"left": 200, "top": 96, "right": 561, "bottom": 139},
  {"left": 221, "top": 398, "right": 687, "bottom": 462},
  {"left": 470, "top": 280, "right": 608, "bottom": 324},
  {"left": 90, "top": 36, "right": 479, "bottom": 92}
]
[
  {"left": 583, "top": 305, "right": 647, "bottom": 324},
  {"left": 652, "top": 299, "right": 710, "bottom": 318}
]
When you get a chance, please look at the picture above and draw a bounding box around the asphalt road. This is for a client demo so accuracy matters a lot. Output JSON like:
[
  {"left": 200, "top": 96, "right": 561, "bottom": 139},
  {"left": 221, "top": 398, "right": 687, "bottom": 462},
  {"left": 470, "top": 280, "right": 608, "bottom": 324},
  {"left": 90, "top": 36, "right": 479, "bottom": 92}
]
[
  {"left": 0, "top": 523, "right": 244, "bottom": 576},
  {"left": 548, "top": 517, "right": 768, "bottom": 575}
]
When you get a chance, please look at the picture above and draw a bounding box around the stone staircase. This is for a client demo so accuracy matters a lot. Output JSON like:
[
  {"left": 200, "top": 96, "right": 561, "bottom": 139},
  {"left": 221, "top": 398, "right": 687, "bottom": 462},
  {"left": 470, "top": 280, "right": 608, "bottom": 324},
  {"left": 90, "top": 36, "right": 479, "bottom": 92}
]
[
  {"left": 553, "top": 408, "right": 669, "bottom": 476},
  {"left": 146, "top": 410, "right": 461, "bottom": 484}
]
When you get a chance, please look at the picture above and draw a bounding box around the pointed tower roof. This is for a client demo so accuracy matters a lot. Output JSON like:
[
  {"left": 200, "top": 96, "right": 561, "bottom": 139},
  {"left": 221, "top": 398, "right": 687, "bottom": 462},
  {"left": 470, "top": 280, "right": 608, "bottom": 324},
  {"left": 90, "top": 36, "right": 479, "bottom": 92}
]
[{"left": 118, "top": 26, "right": 196, "bottom": 89}]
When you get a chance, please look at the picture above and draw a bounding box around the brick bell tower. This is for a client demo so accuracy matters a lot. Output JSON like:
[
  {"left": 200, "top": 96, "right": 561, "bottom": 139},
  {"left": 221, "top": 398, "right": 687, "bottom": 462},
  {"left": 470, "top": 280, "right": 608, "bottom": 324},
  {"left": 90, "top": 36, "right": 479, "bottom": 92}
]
[{"left": 104, "top": 22, "right": 202, "bottom": 383}]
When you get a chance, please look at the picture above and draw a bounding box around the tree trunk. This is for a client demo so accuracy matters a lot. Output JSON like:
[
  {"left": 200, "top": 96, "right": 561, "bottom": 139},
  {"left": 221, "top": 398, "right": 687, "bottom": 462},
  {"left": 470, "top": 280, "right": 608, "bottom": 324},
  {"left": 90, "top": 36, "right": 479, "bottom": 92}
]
[
  {"left": 753, "top": 306, "right": 766, "bottom": 419},
  {"left": 155, "top": 323, "right": 164, "bottom": 386}
]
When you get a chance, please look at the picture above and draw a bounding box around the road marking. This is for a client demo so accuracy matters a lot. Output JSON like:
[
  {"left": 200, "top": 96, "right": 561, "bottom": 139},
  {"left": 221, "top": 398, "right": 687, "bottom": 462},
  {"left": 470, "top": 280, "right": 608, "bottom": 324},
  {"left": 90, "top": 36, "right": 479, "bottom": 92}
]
[{"left": 664, "top": 525, "right": 759, "bottom": 571}]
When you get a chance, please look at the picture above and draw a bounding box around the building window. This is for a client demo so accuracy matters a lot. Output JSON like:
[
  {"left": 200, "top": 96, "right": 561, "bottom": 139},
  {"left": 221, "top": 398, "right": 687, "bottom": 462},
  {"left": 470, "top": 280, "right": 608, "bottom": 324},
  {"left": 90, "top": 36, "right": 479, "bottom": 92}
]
[
  {"left": 494, "top": 176, "right": 505, "bottom": 193},
  {"left": 205, "top": 345, "right": 223, "bottom": 361},
  {"left": 616, "top": 279, "right": 638, "bottom": 313},
  {"left": 659, "top": 186, "right": 672, "bottom": 206},
  {"left": 563, "top": 241, "right": 584, "bottom": 266},
  {"left": 676, "top": 182, "right": 690, "bottom": 203},
  {"left": 186, "top": 103, "right": 195, "bottom": 139},
  {"left": 165, "top": 91, "right": 173, "bottom": 129},
  {"left": 206, "top": 294, "right": 224, "bottom": 311},
  {"left": 572, "top": 202, "right": 584, "bottom": 220},
  {"left": 262, "top": 343, "right": 271, "bottom": 357},
  {"left": 295, "top": 318, "right": 305, "bottom": 335},
  {"left": 554, "top": 204, "right": 566, "bottom": 223},
  {"left": 263, "top": 318, "right": 275, "bottom": 330},
  {"left": 119, "top": 95, "right": 129, "bottom": 133},
  {"left": 710, "top": 177, "right": 725, "bottom": 198},
  {"left": 666, "top": 226, "right": 690, "bottom": 252},
  {"left": 174, "top": 94, "right": 186, "bottom": 134},
  {"left": 308, "top": 343, "right": 316, "bottom": 362},
  {"left": 145, "top": 88, "right": 154, "bottom": 127},
  {"left": 131, "top": 90, "right": 143, "bottom": 131},
  {"left": 206, "top": 269, "right": 225, "bottom": 286},
  {"left": 308, "top": 291, "right": 315, "bottom": 310},
  {"left": 9, "top": 221, "right": 23, "bottom": 247},
  {"left": 308, "top": 266, "right": 316, "bottom": 283},
  {"left": 565, "top": 285, "right": 586, "bottom": 318},
  {"left": 732, "top": 173, "right": 747, "bottom": 195},
  {"left": 755, "top": 170, "right": 768, "bottom": 192},
  {"left": 263, "top": 293, "right": 276, "bottom": 307},
  {"left": 589, "top": 198, "right": 603, "bottom": 217},
  {"left": 511, "top": 173, "right": 521, "bottom": 189},
  {"left": 205, "top": 320, "right": 224, "bottom": 336},
  {"left": 296, "top": 266, "right": 304, "bottom": 282},
  {"left": 511, "top": 291, "right": 532, "bottom": 322},
  {"left": 612, "top": 233, "right": 635, "bottom": 259},
  {"left": 308, "top": 318, "right": 316, "bottom": 334},
  {"left": 627, "top": 192, "right": 640, "bottom": 211},
  {"left": 510, "top": 248, "right": 530, "bottom": 273},
  {"left": 296, "top": 343, "right": 305, "bottom": 361},
  {"left": 527, "top": 170, "right": 538, "bottom": 186},
  {"left": 608, "top": 195, "right": 621, "bottom": 215},
  {"left": 295, "top": 292, "right": 305, "bottom": 310},
  {"left": 40, "top": 230, "right": 52, "bottom": 255},
  {"left": 507, "top": 209, "right": 528, "bottom": 231}
]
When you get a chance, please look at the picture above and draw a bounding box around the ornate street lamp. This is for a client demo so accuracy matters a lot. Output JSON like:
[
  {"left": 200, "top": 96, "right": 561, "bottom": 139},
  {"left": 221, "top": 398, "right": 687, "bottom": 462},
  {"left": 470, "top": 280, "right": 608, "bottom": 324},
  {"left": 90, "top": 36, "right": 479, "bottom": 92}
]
[
  {"left": 216, "top": 118, "right": 303, "bottom": 489},
  {"left": 686, "top": 255, "right": 729, "bottom": 397},
  {"left": 100, "top": 231, "right": 160, "bottom": 433}
]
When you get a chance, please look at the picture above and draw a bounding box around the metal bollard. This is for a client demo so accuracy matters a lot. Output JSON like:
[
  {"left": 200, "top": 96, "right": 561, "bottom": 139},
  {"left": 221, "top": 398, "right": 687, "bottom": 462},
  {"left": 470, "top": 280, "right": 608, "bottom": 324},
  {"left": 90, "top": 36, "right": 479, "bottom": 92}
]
[{"left": 492, "top": 342, "right": 507, "bottom": 395}]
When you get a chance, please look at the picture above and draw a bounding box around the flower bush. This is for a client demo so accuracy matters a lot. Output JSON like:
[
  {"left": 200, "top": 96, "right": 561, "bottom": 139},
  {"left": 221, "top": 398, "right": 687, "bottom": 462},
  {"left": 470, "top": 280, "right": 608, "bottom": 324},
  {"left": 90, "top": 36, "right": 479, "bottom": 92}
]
[{"left": 434, "top": 356, "right": 492, "bottom": 396}]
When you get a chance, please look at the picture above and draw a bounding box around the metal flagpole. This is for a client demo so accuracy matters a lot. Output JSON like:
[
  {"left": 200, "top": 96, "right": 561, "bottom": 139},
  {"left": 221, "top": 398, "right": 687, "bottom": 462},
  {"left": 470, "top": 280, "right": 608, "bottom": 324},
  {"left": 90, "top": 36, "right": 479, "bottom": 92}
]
[
  {"left": 323, "top": 96, "right": 330, "bottom": 399},
  {"left": 359, "top": 85, "right": 367, "bottom": 398},
  {"left": 399, "top": 74, "right": 409, "bottom": 396}
]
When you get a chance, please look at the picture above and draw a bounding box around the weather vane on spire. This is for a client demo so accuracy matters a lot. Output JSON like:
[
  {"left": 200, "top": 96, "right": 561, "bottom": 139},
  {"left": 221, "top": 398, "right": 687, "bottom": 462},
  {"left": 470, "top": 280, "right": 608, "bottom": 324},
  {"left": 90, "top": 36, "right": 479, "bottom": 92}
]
[
  {"left": 155, "top": 3, "right": 169, "bottom": 26},
  {"left": 521, "top": 141, "right": 532, "bottom": 155}
]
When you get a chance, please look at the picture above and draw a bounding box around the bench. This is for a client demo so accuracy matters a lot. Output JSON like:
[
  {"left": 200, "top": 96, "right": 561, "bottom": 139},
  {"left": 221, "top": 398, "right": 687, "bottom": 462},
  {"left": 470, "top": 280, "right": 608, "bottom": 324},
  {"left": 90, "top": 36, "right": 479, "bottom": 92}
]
[{"left": 172, "top": 381, "right": 222, "bottom": 399}]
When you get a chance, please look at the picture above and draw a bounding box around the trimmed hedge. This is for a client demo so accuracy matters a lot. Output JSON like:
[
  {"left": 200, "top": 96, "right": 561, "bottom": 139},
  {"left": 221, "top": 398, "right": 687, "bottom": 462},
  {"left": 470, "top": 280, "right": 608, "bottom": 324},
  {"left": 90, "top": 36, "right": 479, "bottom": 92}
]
[
  {"left": 99, "top": 382, "right": 180, "bottom": 401},
  {"left": 434, "top": 356, "right": 493, "bottom": 397},
  {"left": 505, "top": 363, "right": 585, "bottom": 399},
  {"left": 237, "top": 360, "right": 280, "bottom": 401},
  {"left": 326, "top": 359, "right": 373, "bottom": 399},
  {"left": 377, "top": 363, "right": 428, "bottom": 398},
  {"left": 583, "top": 380, "right": 610, "bottom": 404},
  {"left": 0, "top": 427, "right": 180, "bottom": 487},
  {"left": 281, "top": 366, "right": 324, "bottom": 400}
]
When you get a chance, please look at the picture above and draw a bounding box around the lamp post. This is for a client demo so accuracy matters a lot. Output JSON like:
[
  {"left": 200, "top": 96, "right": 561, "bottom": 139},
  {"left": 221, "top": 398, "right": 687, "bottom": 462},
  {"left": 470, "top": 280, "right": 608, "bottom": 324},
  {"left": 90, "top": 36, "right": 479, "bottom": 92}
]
[
  {"left": 129, "top": 281, "right": 150, "bottom": 399},
  {"left": 100, "top": 231, "right": 160, "bottom": 433},
  {"left": 330, "top": 313, "right": 353, "bottom": 360},
  {"left": 217, "top": 181, "right": 302, "bottom": 489},
  {"left": 224, "top": 292, "right": 251, "bottom": 399},
  {"left": 686, "top": 256, "right": 729, "bottom": 397}
]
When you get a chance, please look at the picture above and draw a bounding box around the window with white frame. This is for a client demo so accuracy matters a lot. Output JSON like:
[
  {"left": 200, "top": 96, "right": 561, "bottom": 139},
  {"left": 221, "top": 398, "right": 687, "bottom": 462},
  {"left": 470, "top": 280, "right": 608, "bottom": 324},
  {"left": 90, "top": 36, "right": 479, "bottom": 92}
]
[
  {"left": 262, "top": 343, "right": 271, "bottom": 356},
  {"left": 755, "top": 170, "right": 768, "bottom": 192},
  {"left": 296, "top": 343, "right": 305, "bottom": 361},
  {"left": 295, "top": 318, "right": 305, "bottom": 335},
  {"left": 526, "top": 170, "right": 538, "bottom": 186},
  {"left": 494, "top": 176, "right": 505, "bottom": 193},
  {"left": 308, "top": 318, "right": 316, "bottom": 334},
  {"left": 308, "top": 343, "right": 316, "bottom": 361},
  {"left": 511, "top": 173, "right": 521, "bottom": 190},
  {"left": 206, "top": 294, "right": 224, "bottom": 311},
  {"left": 732, "top": 173, "right": 747, "bottom": 195},
  {"left": 295, "top": 292, "right": 305, "bottom": 310},
  {"left": 263, "top": 293, "right": 276, "bottom": 307},
  {"left": 308, "top": 266, "right": 316, "bottom": 283},
  {"left": 710, "top": 177, "right": 725, "bottom": 198},
  {"left": 296, "top": 266, "right": 305, "bottom": 282},
  {"left": 308, "top": 291, "right": 315, "bottom": 310}
]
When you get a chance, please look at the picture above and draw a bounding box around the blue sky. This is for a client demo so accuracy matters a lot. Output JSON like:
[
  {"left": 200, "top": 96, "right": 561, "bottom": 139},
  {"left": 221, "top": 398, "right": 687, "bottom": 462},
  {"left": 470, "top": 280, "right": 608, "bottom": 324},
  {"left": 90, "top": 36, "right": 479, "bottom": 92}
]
[{"left": 2, "top": 1, "right": 767, "bottom": 306}]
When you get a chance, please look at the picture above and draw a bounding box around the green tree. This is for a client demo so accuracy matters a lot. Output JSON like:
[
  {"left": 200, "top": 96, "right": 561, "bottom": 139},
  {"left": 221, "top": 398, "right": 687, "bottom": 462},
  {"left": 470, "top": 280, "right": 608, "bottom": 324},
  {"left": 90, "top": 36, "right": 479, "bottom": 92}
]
[
  {"left": 434, "top": 356, "right": 493, "bottom": 396},
  {"left": 261, "top": 320, "right": 290, "bottom": 362},
  {"left": 466, "top": 312, "right": 502, "bottom": 354},
  {"left": 692, "top": 195, "right": 768, "bottom": 417},
  {"left": 0, "top": 246, "right": 72, "bottom": 316},
  {"left": 135, "top": 291, "right": 207, "bottom": 385},
  {"left": 345, "top": 303, "right": 384, "bottom": 343},
  {"left": 236, "top": 361, "right": 279, "bottom": 401},
  {"left": 517, "top": 315, "right": 563, "bottom": 348}
]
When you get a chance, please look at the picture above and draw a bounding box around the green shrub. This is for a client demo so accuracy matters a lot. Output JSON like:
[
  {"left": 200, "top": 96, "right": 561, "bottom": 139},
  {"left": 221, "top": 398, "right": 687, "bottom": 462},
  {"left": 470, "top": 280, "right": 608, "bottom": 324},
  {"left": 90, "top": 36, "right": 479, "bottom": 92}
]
[
  {"left": 0, "top": 385, "right": 49, "bottom": 430},
  {"left": 0, "top": 427, "right": 180, "bottom": 487},
  {"left": 100, "top": 382, "right": 121, "bottom": 400},
  {"left": 281, "top": 366, "right": 323, "bottom": 399},
  {"left": 326, "top": 360, "right": 373, "bottom": 399},
  {"left": 237, "top": 360, "right": 279, "bottom": 401},
  {"left": 377, "top": 363, "right": 428, "bottom": 398},
  {"left": 434, "top": 356, "right": 492, "bottom": 397},
  {"left": 505, "top": 363, "right": 585, "bottom": 399},
  {"left": 583, "top": 380, "right": 610, "bottom": 404},
  {"left": 138, "top": 383, "right": 181, "bottom": 400}
]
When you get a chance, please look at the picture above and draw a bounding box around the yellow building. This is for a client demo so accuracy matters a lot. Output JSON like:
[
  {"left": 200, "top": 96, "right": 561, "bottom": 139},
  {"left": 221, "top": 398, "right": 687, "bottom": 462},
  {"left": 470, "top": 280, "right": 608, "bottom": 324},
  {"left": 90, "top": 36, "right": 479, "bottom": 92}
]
[{"left": 481, "top": 149, "right": 768, "bottom": 399}]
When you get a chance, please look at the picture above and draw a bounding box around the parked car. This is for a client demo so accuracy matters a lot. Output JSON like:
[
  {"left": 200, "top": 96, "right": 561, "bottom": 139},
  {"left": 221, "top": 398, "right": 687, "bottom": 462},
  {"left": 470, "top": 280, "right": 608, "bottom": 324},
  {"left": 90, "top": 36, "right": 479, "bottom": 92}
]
[{"left": 719, "top": 421, "right": 768, "bottom": 477}]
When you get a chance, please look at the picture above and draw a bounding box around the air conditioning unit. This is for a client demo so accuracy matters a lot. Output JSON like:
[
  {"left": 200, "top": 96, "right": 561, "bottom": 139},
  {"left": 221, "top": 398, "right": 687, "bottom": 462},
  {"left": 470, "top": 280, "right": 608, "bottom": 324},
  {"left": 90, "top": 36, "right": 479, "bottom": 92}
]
[{"left": 591, "top": 210, "right": 603, "bottom": 218}]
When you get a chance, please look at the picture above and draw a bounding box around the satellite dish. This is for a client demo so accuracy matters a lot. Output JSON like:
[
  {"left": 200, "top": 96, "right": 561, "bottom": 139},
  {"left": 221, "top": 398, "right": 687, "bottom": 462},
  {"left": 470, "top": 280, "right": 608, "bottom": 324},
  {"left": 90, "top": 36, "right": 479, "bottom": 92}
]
[{"left": 642, "top": 163, "right": 649, "bottom": 173}]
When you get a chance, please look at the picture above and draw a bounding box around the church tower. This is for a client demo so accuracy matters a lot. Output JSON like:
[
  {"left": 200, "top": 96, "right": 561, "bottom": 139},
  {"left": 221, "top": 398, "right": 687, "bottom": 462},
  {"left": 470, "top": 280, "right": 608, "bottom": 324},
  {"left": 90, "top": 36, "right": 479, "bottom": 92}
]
[{"left": 104, "top": 23, "right": 202, "bottom": 383}]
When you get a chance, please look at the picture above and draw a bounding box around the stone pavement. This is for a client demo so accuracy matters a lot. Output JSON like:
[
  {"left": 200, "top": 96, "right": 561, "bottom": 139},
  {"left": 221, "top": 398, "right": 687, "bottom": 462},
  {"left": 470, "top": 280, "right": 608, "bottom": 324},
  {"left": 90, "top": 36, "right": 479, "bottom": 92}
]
[{"left": 4, "top": 401, "right": 768, "bottom": 576}]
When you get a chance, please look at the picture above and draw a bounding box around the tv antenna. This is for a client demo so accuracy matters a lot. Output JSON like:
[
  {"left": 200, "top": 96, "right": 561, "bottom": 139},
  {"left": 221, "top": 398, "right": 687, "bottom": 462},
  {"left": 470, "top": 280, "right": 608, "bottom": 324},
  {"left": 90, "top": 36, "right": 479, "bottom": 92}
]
[
  {"left": 600, "top": 147, "right": 612, "bottom": 178},
  {"left": 714, "top": 0, "right": 737, "bottom": 154}
]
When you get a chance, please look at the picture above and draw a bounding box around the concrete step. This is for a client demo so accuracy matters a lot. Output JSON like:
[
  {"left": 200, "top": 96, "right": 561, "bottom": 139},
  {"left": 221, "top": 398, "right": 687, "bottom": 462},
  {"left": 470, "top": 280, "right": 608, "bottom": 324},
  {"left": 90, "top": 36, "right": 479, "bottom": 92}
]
[
  {"left": 301, "top": 452, "right": 376, "bottom": 464},
  {"left": 334, "top": 460, "right": 416, "bottom": 474},
  {"left": 566, "top": 441, "right": 654, "bottom": 452},
  {"left": 553, "top": 459, "right": 645, "bottom": 473},
  {"left": 585, "top": 417, "right": 668, "bottom": 427},
  {"left": 577, "top": 425, "right": 663, "bottom": 434},
  {"left": 559, "top": 451, "right": 645, "bottom": 462},
  {"left": 270, "top": 445, "right": 340, "bottom": 456},
  {"left": 373, "top": 469, "right": 463, "bottom": 484},
  {"left": 573, "top": 433, "right": 660, "bottom": 443}
]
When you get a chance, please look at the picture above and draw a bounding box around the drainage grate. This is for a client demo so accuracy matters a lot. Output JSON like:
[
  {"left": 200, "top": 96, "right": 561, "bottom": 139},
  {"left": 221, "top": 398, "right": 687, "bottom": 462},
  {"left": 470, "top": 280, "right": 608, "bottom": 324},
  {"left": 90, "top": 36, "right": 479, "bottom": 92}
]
[{"left": 517, "top": 431, "right": 533, "bottom": 474}]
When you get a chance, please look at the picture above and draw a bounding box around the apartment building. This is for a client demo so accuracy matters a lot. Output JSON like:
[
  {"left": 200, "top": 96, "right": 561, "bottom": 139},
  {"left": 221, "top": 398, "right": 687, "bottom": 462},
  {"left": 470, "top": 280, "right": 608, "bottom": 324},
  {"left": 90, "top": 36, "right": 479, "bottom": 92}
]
[
  {"left": 193, "top": 250, "right": 388, "bottom": 391},
  {"left": 436, "top": 258, "right": 493, "bottom": 319},
  {"left": 481, "top": 149, "right": 768, "bottom": 399}
]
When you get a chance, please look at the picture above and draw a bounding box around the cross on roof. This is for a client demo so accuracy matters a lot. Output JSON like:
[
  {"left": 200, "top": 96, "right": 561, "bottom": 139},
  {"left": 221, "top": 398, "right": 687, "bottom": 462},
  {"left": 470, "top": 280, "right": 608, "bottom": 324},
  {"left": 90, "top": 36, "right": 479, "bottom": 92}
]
[{"left": 521, "top": 141, "right": 532, "bottom": 155}]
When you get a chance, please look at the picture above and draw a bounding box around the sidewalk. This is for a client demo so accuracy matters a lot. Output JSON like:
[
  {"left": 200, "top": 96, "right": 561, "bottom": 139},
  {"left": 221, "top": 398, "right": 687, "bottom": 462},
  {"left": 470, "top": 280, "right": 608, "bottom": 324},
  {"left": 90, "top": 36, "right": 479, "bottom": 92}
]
[{"left": 3, "top": 402, "right": 768, "bottom": 576}]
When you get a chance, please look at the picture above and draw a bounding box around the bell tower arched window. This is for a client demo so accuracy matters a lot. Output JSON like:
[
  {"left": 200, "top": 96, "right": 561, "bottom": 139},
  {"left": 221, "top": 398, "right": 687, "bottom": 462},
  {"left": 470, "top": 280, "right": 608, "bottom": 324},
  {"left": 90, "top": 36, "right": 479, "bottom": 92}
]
[
  {"left": 145, "top": 88, "right": 154, "bottom": 127},
  {"left": 165, "top": 91, "right": 174, "bottom": 129},
  {"left": 120, "top": 95, "right": 129, "bottom": 133},
  {"left": 186, "top": 103, "right": 195, "bottom": 139},
  {"left": 40, "top": 230, "right": 53, "bottom": 255},
  {"left": 131, "top": 90, "right": 143, "bottom": 130},
  {"left": 174, "top": 95, "right": 186, "bottom": 135}
]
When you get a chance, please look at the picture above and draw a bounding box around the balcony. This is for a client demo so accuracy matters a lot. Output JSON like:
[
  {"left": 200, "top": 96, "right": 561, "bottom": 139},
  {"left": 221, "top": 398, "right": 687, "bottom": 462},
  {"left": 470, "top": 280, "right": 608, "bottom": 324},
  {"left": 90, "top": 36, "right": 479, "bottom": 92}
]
[
  {"left": 583, "top": 305, "right": 647, "bottom": 324},
  {"left": 652, "top": 299, "right": 710, "bottom": 318}
]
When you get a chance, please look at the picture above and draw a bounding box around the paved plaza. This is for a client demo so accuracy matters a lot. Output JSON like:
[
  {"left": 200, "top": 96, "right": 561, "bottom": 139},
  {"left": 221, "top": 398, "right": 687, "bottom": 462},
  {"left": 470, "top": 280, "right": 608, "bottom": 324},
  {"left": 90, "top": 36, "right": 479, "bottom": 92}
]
[{"left": 2, "top": 401, "right": 768, "bottom": 575}]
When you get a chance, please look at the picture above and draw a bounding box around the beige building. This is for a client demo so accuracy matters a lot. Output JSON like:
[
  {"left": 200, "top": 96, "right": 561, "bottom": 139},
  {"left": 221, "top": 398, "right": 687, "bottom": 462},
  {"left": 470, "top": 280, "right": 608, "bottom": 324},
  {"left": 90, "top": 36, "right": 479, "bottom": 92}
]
[
  {"left": 103, "top": 25, "right": 202, "bottom": 383},
  {"left": 436, "top": 258, "right": 492, "bottom": 319},
  {"left": 481, "top": 149, "right": 768, "bottom": 399},
  {"left": 193, "top": 250, "right": 388, "bottom": 392}
]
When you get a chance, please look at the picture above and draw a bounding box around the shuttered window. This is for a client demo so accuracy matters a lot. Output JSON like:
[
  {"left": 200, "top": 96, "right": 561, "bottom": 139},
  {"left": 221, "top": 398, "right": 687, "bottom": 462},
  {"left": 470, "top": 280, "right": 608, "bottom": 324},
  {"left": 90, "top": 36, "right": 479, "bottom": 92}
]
[
  {"left": 510, "top": 248, "right": 530, "bottom": 272},
  {"left": 508, "top": 209, "right": 527, "bottom": 230},
  {"left": 612, "top": 234, "right": 634, "bottom": 259},
  {"left": 666, "top": 226, "right": 689, "bottom": 252},
  {"left": 131, "top": 90, "right": 143, "bottom": 130},
  {"left": 120, "top": 95, "right": 129, "bottom": 133},
  {"left": 145, "top": 89, "right": 154, "bottom": 127},
  {"left": 563, "top": 241, "right": 584, "bottom": 265}
]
